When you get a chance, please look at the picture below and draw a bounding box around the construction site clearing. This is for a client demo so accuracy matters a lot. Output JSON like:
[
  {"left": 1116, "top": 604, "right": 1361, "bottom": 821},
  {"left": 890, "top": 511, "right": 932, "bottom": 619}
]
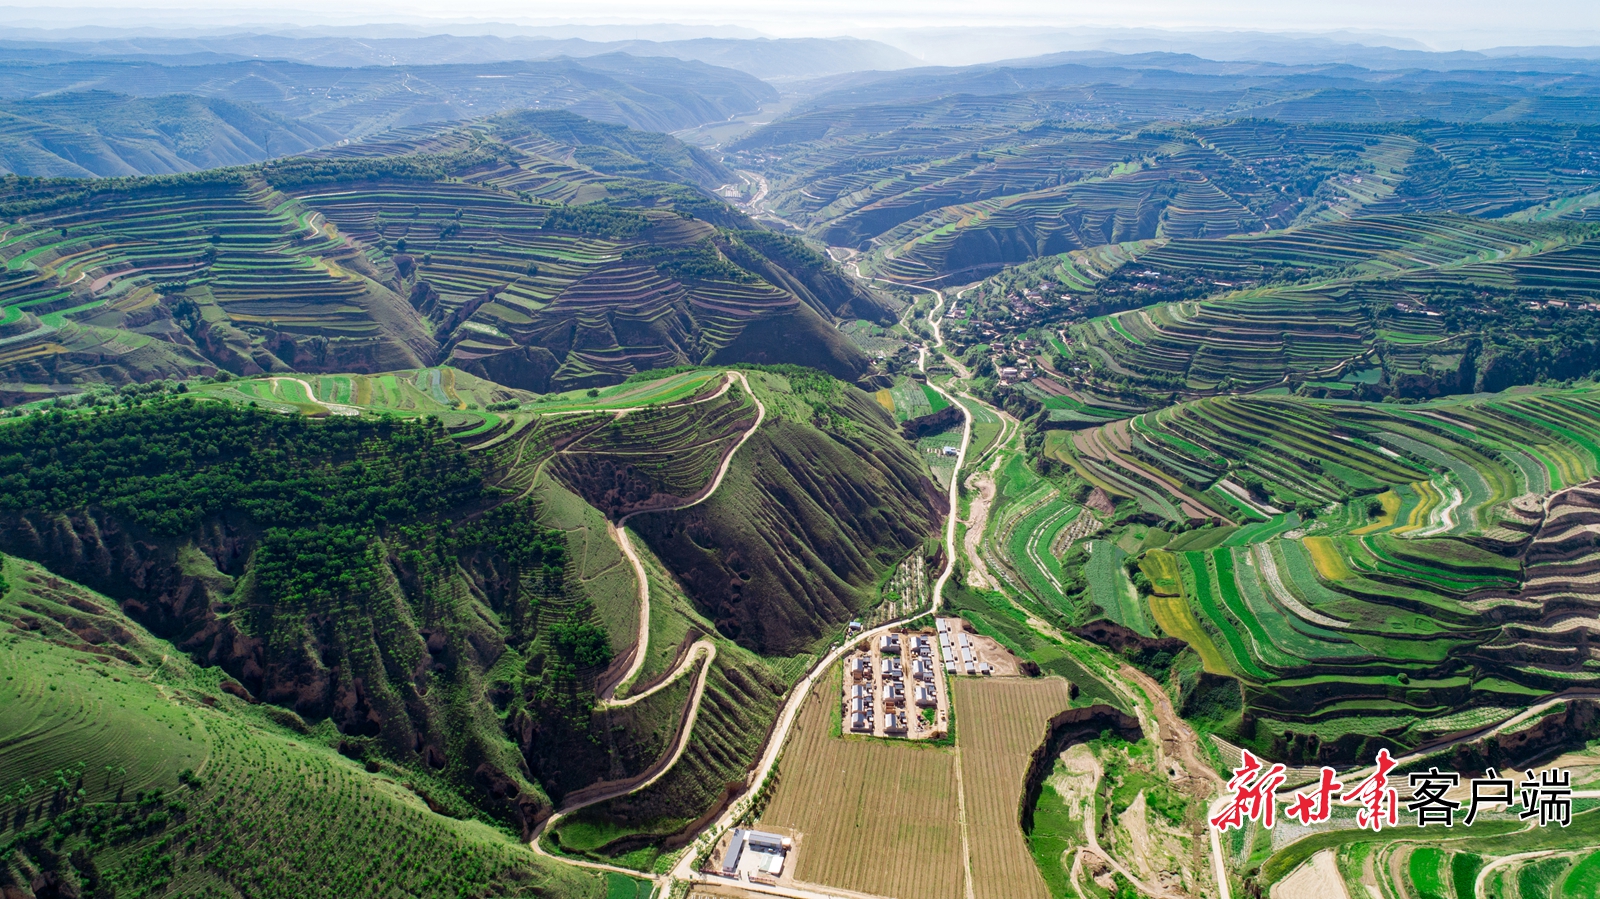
[{"left": 937, "top": 616, "right": 1021, "bottom": 677}]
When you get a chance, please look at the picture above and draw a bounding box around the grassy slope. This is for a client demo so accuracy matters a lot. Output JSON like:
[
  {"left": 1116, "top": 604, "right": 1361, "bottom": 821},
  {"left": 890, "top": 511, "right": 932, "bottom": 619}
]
[
  {"left": 627, "top": 368, "right": 944, "bottom": 655},
  {"left": 0, "top": 553, "right": 604, "bottom": 899}
]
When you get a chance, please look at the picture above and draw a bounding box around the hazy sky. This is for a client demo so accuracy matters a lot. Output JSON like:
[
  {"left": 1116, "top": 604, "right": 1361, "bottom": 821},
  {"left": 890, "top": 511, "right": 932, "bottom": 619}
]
[{"left": 13, "top": 0, "right": 1600, "bottom": 49}]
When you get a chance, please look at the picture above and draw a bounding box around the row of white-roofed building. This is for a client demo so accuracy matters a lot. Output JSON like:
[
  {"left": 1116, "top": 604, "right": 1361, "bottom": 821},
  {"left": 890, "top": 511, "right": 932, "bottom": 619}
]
[
  {"left": 937, "top": 617, "right": 992, "bottom": 676},
  {"left": 879, "top": 633, "right": 909, "bottom": 734},
  {"left": 847, "top": 625, "right": 954, "bottom": 737}
]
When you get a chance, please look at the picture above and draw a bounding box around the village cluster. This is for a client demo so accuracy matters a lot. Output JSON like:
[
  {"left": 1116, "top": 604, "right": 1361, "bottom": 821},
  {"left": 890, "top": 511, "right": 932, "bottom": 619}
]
[{"left": 842, "top": 617, "right": 1003, "bottom": 739}]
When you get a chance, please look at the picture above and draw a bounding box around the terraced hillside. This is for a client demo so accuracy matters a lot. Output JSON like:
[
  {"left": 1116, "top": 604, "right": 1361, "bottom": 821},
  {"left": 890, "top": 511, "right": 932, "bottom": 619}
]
[
  {"left": 983, "top": 215, "right": 1600, "bottom": 405},
  {"left": 0, "top": 363, "right": 942, "bottom": 877},
  {"left": 620, "top": 368, "right": 945, "bottom": 653},
  {"left": 316, "top": 110, "right": 733, "bottom": 195},
  {"left": 732, "top": 114, "right": 1600, "bottom": 283},
  {"left": 1030, "top": 387, "right": 1600, "bottom": 760},
  {"left": 0, "top": 118, "right": 890, "bottom": 403}
]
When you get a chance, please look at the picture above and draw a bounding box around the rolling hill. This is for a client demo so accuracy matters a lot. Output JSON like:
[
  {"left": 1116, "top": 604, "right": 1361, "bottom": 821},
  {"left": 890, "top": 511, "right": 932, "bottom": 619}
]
[
  {"left": 0, "top": 32, "right": 919, "bottom": 81},
  {"left": 0, "top": 363, "right": 942, "bottom": 879},
  {"left": 0, "top": 115, "right": 892, "bottom": 404},
  {"left": 0, "top": 53, "right": 777, "bottom": 177},
  {"left": 732, "top": 81, "right": 1600, "bottom": 283},
  {"left": 0, "top": 91, "right": 340, "bottom": 178}
]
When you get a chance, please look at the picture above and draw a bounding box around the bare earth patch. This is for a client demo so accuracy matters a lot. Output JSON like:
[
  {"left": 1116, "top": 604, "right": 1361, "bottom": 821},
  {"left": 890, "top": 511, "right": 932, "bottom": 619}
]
[{"left": 1272, "top": 849, "right": 1350, "bottom": 899}]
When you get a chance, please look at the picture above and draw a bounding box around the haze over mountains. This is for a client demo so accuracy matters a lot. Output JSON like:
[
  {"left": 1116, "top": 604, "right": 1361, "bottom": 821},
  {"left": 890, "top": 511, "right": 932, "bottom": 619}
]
[{"left": 4, "top": 20, "right": 1600, "bottom": 178}]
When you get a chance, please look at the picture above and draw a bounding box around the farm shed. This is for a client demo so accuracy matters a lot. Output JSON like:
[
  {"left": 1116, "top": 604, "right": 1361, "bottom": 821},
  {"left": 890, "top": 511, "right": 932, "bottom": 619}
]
[{"left": 721, "top": 830, "right": 746, "bottom": 875}]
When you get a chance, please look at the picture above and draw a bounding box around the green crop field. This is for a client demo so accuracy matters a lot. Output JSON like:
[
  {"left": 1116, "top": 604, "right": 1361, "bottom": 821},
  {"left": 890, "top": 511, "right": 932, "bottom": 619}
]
[{"left": 1036, "top": 386, "right": 1600, "bottom": 761}]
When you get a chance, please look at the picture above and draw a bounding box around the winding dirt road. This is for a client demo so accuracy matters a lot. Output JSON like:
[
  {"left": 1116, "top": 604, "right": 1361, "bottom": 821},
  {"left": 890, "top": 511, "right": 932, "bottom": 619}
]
[
  {"left": 599, "top": 371, "right": 765, "bottom": 703},
  {"left": 529, "top": 638, "right": 717, "bottom": 883},
  {"left": 527, "top": 372, "right": 767, "bottom": 885},
  {"left": 664, "top": 279, "right": 972, "bottom": 895}
]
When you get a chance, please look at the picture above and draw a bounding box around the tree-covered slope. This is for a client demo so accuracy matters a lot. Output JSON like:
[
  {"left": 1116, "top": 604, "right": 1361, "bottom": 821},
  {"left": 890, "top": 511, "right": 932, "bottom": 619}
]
[{"left": 0, "top": 551, "right": 610, "bottom": 898}]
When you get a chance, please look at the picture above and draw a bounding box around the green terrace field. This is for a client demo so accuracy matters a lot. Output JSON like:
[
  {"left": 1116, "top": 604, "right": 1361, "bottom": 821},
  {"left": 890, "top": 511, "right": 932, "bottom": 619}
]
[
  {"left": 982, "top": 455, "right": 1090, "bottom": 615},
  {"left": 872, "top": 375, "right": 948, "bottom": 422},
  {"left": 1037, "top": 387, "right": 1600, "bottom": 759},
  {"left": 191, "top": 366, "right": 517, "bottom": 421},
  {"left": 1049, "top": 388, "right": 1600, "bottom": 529},
  {"left": 1119, "top": 215, "right": 1589, "bottom": 288},
  {"left": 1053, "top": 216, "right": 1600, "bottom": 400}
]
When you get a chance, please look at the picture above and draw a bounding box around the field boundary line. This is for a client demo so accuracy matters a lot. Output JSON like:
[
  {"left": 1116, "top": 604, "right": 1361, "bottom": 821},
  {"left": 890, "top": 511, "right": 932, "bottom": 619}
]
[{"left": 953, "top": 743, "right": 977, "bottom": 899}]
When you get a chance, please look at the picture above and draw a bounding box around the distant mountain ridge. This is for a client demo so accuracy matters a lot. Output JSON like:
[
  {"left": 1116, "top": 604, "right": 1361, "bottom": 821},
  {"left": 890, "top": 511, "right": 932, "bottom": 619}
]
[
  {"left": 0, "top": 90, "right": 338, "bottom": 178},
  {"left": 0, "top": 53, "right": 776, "bottom": 145},
  {"left": 0, "top": 33, "right": 919, "bottom": 80}
]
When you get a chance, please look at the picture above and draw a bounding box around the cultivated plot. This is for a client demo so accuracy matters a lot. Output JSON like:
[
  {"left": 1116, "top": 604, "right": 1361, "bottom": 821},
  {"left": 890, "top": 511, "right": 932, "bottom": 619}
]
[
  {"left": 758, "top": 673, "right": 964, "bottom": 899},
  {"left": 952, "top": 676, "right": 1074, "bottom": 899}
]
